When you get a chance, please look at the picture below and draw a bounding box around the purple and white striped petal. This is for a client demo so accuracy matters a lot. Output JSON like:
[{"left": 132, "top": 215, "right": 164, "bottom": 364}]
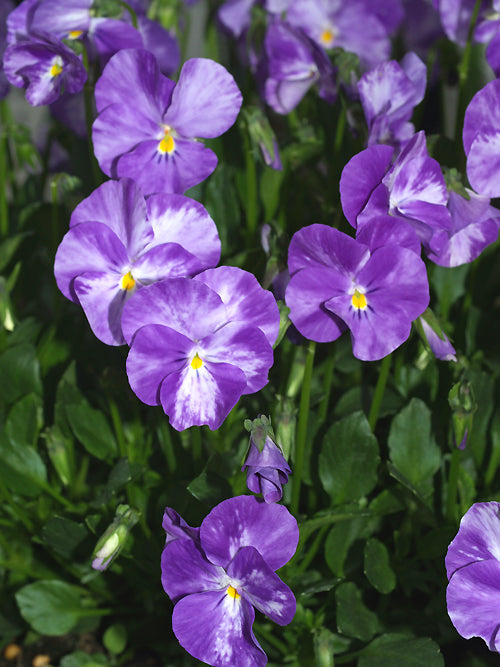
[
  {"left": 200, "top": 496, "right": 299, "bottom": 571},
  {"left": 162, "top": 507, "right": 200, "bottom": 546}
]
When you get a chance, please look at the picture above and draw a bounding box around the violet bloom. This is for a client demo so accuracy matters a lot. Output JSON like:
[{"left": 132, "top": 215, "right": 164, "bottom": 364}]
[
  {"left": 427, "top": 189, "right": 500, "bottom": 267},
  {"left": 285, "top": 0, "right": 394, "bottom": 70},
  {"left": 260, "top": 20, "right": 336, "bottom": 115},
  {"left": 463, "top": 79, "right": 500, "bottom": 198},
  {"left": 358, "top": 52, "right": 427, "bottom": 149},
  {"left": 161, "top": 496, "right": 298, "bottom": 667},
  {"left": 122, "top": 267, "right": 279, "bottom": 431},
  {"left": 54, "top": 178, "right": 220, "bottom": 345},
  {"left": 285, "top": 224, "right": 429, "bottom": 361},
  {"left": 0, "top": 0, "right": 14, "bottom": 99},
  {"left": 446, "top": 501, "right": 500, "bottom": 651},
  {"left": 418, "top": 313, "right": 457, "bottom": 362},
  {"left": 2, "top": 32, "right": 87, "bottom": 106},
  {"left": 242, "top": 434, "right": 291, "bottom": 503},
  {"left": 93, "top": 49, "right": 242, "bottom": 195},
  {"left": 340, "top": 131, "right": 452, "bottom": 255}
]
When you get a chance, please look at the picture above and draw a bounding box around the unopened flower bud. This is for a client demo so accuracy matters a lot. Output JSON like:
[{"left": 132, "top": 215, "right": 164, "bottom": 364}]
[{"left": 91, "top": 505, "right": 140, "bottom": 571}]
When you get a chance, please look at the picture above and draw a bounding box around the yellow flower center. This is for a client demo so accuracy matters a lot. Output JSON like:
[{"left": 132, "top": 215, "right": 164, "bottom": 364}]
[
  {"left": 50, "top": 58, "right": 64, "bottom": 78},
  {"left": 68, "top": 30, "right": 83, "bottom": 39},
  {"left": 226, "top": 585, "right": 240, "bottom": 599},
  {"left": 158, "top": 126, "right": 175, "bottom": 153},
  {"left": 320, "top": 27, "right": 336, "bottom": 47},
  {"left": 190, "top": 353, "right": 203, "bottom": 370},
  {"left": 120, "top": 271, "right": 136, "bottom": 291},
  {"left": 351, "top": 289, "right": 367, "bottom": 310}
]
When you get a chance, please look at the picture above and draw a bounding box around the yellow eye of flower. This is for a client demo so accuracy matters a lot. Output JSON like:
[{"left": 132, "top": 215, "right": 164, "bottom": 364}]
[
  {"left": 190, "top": 353, "right": 203, "bottom": 370},
  {"left": 50, "top": 58, "right": 64, "bottom": 77},
  {"left": 320, "top": 27, "right": 335, "bottom": 46},
  {"left": 68, "top": 30, "right": 83, "bottom": 39},
  {"left": 226, "top": 585, "right": 240, "bottom": 599},
  {"left": 351, "top": 289, "right": 367, "bottom": 310},
  {"left": 120, "top": 271, "right": 136, "bottom": 291},
  {"left": 158, "top": 126, "right": 175, "bottom": 153}
]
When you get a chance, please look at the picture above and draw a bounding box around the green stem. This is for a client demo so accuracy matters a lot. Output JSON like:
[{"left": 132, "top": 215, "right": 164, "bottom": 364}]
[
  {"left": 455, "top": 0, "right": 482, "bottom": 146},
  {"left": 255, "top": 626, "right": 289, "bottom": 655},
  {"left": 243, "top": 129, "right": 258, "bottom": 243},
  {"left": 368, "top": 354, "right": 391, "bottom": 431},
  {"left": 109, "top": 398, "right": 127, "bottom": 459},
  {"left": 295, "top": 525, "right": 328, "bottom": 577},
  {"left": 446, "top": 446, "right": 461, "bottom": 523},
  {"left": 81, "top": 47, "right": 101, "bottom": 188},
  {"left": 291, "top": 341, "right": 315, "bottom": 516},
  {"left": 158, "top": 421, "right": 177, "bottom": 474},
  {"left": 191, "top": 426, "right": 203, "bottom": 472},
  {"left": 0, "top": 99, "right": 9, "bottom": 238}
]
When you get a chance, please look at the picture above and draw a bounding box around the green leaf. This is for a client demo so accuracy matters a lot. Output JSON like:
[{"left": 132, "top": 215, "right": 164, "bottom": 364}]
[
  {"left": 0, "top": 431, "right": 47, "bottom": 496},
  {"left": 324, "top": 513, "right": 379, "bottom": 577},
  {"left": 6, "top": 393, "right": 43, "bottom": 449},
  {"left": 388, "top": 399, "right": 441, "bottom": 501},
  {"left": 430, "top": 264, "right": 469, "bottom": 320},
  {"left": 103, "top": 623, "right": 127, "bottom": 655},
  {"left": 187, "top": 468, "right": 233, "bottom": 505},
  {"left": 42, "top": 517, "right": 88, "bottom": 557},
  {"left": 0, "top": 344, "right": 42, "bottom": 404},
  {"left": 358, "top": 633, "right": 444, "bottom": 667},
  {"left": 66, "top": 402, "right": 117, "bottom": 460},
  {"left": 335, "top": 582, "right": 378, "bottom": 641},
  {"left": 15, "top": 580, "right": 92, "bottom": 635},
  {"left": 60, "top": 652, "right": 109, "bottom": 667},
  {"left": 319, "top": 412, "right": 379, "bottom": 504},
  {"left": 364, "top": 538, "right": 396, "bottom": 594},
  {"left": 0, "top": 233, "right": 30, "bottom": 272}
]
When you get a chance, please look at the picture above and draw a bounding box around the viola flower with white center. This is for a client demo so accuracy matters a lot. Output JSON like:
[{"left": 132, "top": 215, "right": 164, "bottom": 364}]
[
  {"left": 121, "top": 269, "right": 279, "bottom": 431},
  {"left": 285, "top": 0, "right": 397, "bottom": 70},
  {"left": 259, "top": 20, "right": 336, "bottom": 115},
  {"left": 92, "top": 49, "right": 243, "bottom": 195},
  {"left": 285, "top": 224, "right": 429, "bottom": 361},
  {"left": 242, "top": 416, "right": 291, "bottom": 503},
  {"left": 463, "top": 79, "right": 500, "bottom": 198},
  {"left": 161, "top": 496, "right": 298, "bottom": 667},
  {"left": 2, "top": 31, "right": 87, "bottom": 106},
  {"left": 426, "top": 189, "right": 500, "bottom": 267},
  {"left": 340, "top": 131, "right": 452, "bottom": 255},
  {"left": 446, "top": 501, "right": 500, "bottom": 652},
  {"left": 54, "top": 178, "right": 220, "bottom": 345},
  {"left": 358, "top": 52, "right": 427, "bottom": 149}
]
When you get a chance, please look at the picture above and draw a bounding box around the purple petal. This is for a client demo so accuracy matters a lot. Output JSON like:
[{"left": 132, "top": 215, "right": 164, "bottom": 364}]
[
  {"left": 159, "top": 358, "right": 247, "bottom": 431},
  {"left": 339, "top": 145, "right": 394, "bottom": 226},
  {"left": 31, "top": 0, "right": 91, "bottom": 37},
  {"left": 200, "top": 496, "right": 299, "bottom": 571},
  {"left": 136, "top": 17, "right": 180, "bottom": 76},
  {"left": 132, "top": 243, "right": 204, "bottom": 283},
  {"left": 164, "top": 58, "right": 242, "bottom": 138},
  {"left": 218, "top": 0, "right": 255, "bottom": 37},
  {"left": 356, "top": 215, "right": 421, "bottom": 254},
  {"left": 161, "top": 538, "right": 224, "bottom": 603},
  {"left": 419, "top": 317, "right": 457, "bottom": 361},
  {"left": 73, "top": 271, "right": 130, "bottom": 345},
  {"left": 228, "top": 546, "right": 296, "bottom": 625},
  {"left": 54, "top": 221, "right": 129, "bottom": 300},
  {"left": 125, "top": 324, "right": 193, "bottom": 405},
  {"left": 162, "top": 507, "right": 200, "bottom": 546},
  {"left": 466, "top": 130, "right": 500, "bottom": 198},
  {"left": 90, "top": 18, "right": 143, "bottom": 66},
  {"left": 69, "top": 179, "right": 151, "bottom": 259},
  {"left": 194, "top": 266, "right": 279, "bottom": 346},
  {"left": 445, "top": 502, "right": 500, "bottom": 580},
  {"left": 145, "top": 194, "right": 220, "bottom": 268},
  {"left": 285, "top": 266, "right": 348, "bottom": 343},
  {"left": 447, "top": 559, "right": 500, "bottom": 652},
  {"left": 172, "top": 591, "right": 266, "bottom": 667},
  {"left": 463, "top": 79, "right": 500, "bottom": 154},
  {"left": 121, "top": 278, "right": 227, "bottom": 345},
  {"left": 115, "top": 136, "right": 219, "bottom": 195}
]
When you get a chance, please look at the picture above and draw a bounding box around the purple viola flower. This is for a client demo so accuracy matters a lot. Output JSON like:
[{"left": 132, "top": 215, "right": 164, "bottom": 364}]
[
  {"left": 427, "top": 189, "right": 500, "bottom": 267},
  {"left": 0, "top": 0, "right": 15, "bottom": 99},
  {"left": 2, "top": 31, "right": 87, "bottom": 106},
  {"left": 242, "top": 431, "right": 291, "bottom": 503},
  {"left": 122, "top": 268, "right": 279, "bottom": 431},
  {"left": 463, "top": 79, "right": 500, "bottom": 198},
  {"left": 340, "top": 131, "right": 452, "bottom": 255},
  {"left": 54, "top": 178, "right": 220, "bottom": 345},
  {"left": 161, "top": 496, "right": 299, "bottom": 667},
  {"left": 162, "top": 508, "right": 200, "bottom": 546},
  {"left": 418, "top": 312, "right": 457, "bottom": 362},
  {"left": 285, "top": 0, "right": 392, "bottom": 70},
  {"left": 285, "top": 224, "right": 429, "bottom": 361},
  {"left": 446, "top": 501, "right": 500, "bottom": 652},
  {"left": 92, "top": 49, "right": 242, "bottom": 195},
  {"left": 259, "top": 20, "right": 336, "bottom": 115},
  {"left": 358, "top": 52, "right": 427, "bottom": 149}
]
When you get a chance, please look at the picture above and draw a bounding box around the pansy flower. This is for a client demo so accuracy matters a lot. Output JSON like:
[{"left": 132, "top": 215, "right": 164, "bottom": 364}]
[
  {"left": 340, "top": 131, "right": 452, "bottom": 255},
  {"left": 161, "top": 496, "right": 298, "bottom": 667},
  {"left": 242, "top": 433, "right": 291, "bottom": 503},
  {"left": 285, "top": 224, "right": 429, "bottom": 360},
  {"left": 446, "top": 501, "right": 500, "bottom": 652},
  {"left": 54, "top": 178, "right": 220, "bottom": 345},
  {"left": 92, "top": 49, "right": 243, "bottom": 195},
  {"left": 122, "top": 268, "right": 279, "bottom": 430}
]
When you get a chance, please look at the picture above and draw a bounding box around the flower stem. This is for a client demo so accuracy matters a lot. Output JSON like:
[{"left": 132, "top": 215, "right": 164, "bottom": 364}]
[
  {"left": 368, "top": 354, "right": 391, "bottom": 432},
  {"left": 0, "top": 99, "right": 10, "bottom": 239},
  {"left": 243, "top": 128, "right": 258, "bottom": 243},
  {"left": 318, "top": 350, "right": 334, "bottom": 423},
  {"left": 454, "top": 0, "right": 482, "bottom": 146},
  {"left": 291, "top": 340, "right": 315, "bottom": 515}
]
